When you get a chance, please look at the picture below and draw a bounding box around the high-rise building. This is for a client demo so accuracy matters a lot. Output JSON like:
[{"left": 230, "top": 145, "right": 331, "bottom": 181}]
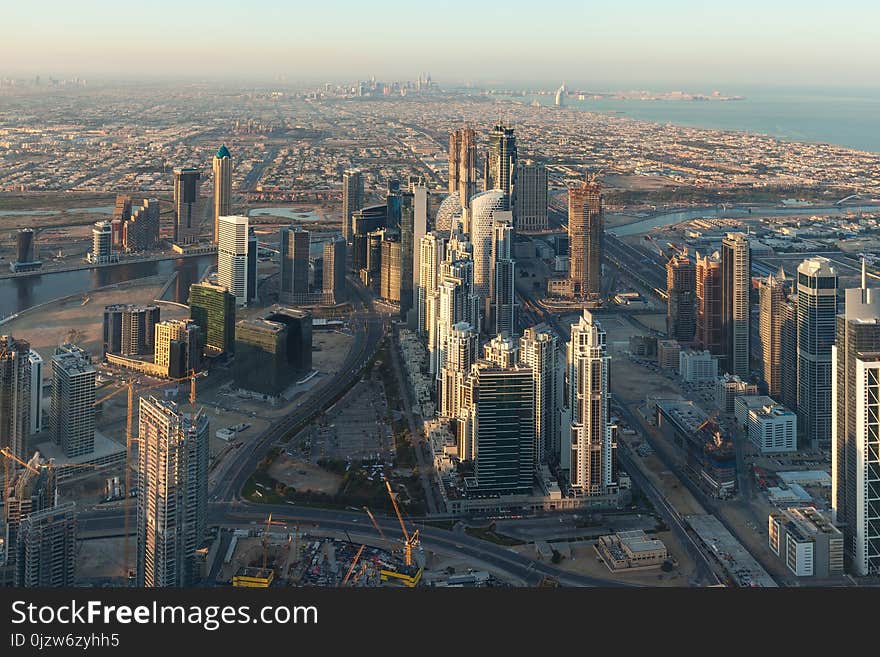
[
  {"left": 3, "top": 451, "right": 55, "bottom": 583},
  {"left": 212, "top": 145, "right": 232, "bottom": 243},
  {"left": 10, "top": 228, "right": 42, "bottom": 273},
  {"left": 449, "top": 127, "right": 477, "bottom": 209},
  {"left": 189, "top": 282, "right": 236, "bottom": 355},
  {"left": 483, "top": 334, "right": 519, "bottom": 369},
  {"left": 49, "top": 344, "right": 95, "bottom": 458},
  {"left": 417, "top": 232, "right": 446, "bottom": 337},
  {"left": 88, "top": 220, "right": 116, "bottom": 264},
  {"left": 439, "top": 322, "right": 478, "bottom": 420},
  {"left": 351, "top": 204, "right": 388, "bottom": 271},
  {"left": 103, "top": 304, "right": 161, "bottom": 357},
  {"left": 520, "top": 324, "right": 562, "bottom": 465},
  {"left": 832, "top": 264, "right": 880, "bottom": 575},
  {"left": 484, "top": 122, "right": 517, "bottom": 211},
  {"left": 432, "top": 232, "right": 480, "bottom": 377},
  {"left": 173, "top": 167, "right": 201, "bottom": 244},
  {"left": 342, "top": 169, "right": 364, "bottom": 244},
  {"left": 322, "top": 237, "right": 347, "bottom": 305},
  {"left": 666, "top": 251, "right": 696, "bottom": 343},
  {"left": 379, "top": 234, "right": 402, "bottom": 305},
  {"left": 247, "top": 227, "right": 258, "bottom": 304},
  {"left": 780, "top": 296, "right": 799, "bottom": 411},
  {"left": 467, "top": 190, "right": 507, "bottom": 304},
  {"left": 110, "top": 194, "right": 132, "bottom": 249},
  {"left": 759, "top": 273, "right": 787, "bottom": 398},
  {"left": 136, "top": 397, "right": 208, "bottom": 587},
  {"left": 696, "top": 251, "right": 723, "bottom": 355},
  {"left": 566, "top": 310, "right": 617, "bottom": 496},
  {"left": 154, "top": 320, "right": 202, "bottom": 379},
  {"left": 568, "top": 179, "right": 603, "bottom": 300},
  {"left": 279, "top": 225, "right": 311, "bottom": 304},
  {"left": 27, "top": 350, "right": 42, "bottom": 436},
  {"left": 461, "top": 362, "right": 534, "bottom": 496},
  {"left": 797, "top": 257, "right": 838, "bottom": 448},
  {"left": 122, "top": 199, "right": 161, "bottom": 252},
  {"left": 513, "top": 160, "right": 548, "bottom": 231},
  {"left": 401, "top": 182, "right": 428, "bottom": 321},
  {"left": 15, "top": 501, "right": 76, "bottom": 587},
  {"left": 491, "top": 218, "right": 516, "bottom": 336},
  {"left": 234, "top": 307, "right": 312, "bottom": 396},
  {"left": 721, "top": 232, "right": 751, "bottom": 377},
  {"left": 0, "top": 336, "right": 31, "bottom": 484},
  {"left": 217, "top": 215, "right": 249, "bottom": 305},
  {"left": 434, "top": 193, "right": 463, "bottom": 233}
]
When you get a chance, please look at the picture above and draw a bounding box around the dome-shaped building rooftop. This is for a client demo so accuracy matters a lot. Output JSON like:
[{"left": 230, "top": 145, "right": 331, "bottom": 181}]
[{"left": 434, "top": 193, "right": 463, "bottom": 232}]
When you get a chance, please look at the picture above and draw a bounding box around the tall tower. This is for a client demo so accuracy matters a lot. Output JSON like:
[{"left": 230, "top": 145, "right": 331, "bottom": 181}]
[
  {"left": 450, "top": 127, "right": 477, "bottom": 209},
  {"left": 520, "top": 324, "right": 562, "bottom": 464},
  {"left": 467, "top": 190, "right": 507, "bottom": 304},
  {"left": 417, "top": 232, "right": 447, "bottom": 338},
  {"left": 484, "top": 122, "right": 517, "bottom": 210},
  {"left": 137, "top": 397, "right": 209, "bottom": 588},
  {"left": 568, "top": 179, "right": 603, "bottom": 300},
  {"left": 154, "top": 319, "right": 202, "bottom": 379},
  {"left": 173, "top": 167, "right": 201, "bottom": 245},
  {"left": 189, "top": 282, "right": 236, "bottom": 355},
  {"left": 432, "top": 233, "right": 480, "bottom": 378},
  {"left": 342, "top": 169, "right": 364, "bottom": 245},
  {"left": 758, "top": 273, "right": 787, "bottom": 398},
  {"left": 797, "top": 257, "right": 838, "bottom": 448},
  {"left": 696, "top": 251, "right": 723, "bottom": 354},
  {"left": 322, "top": 237, "right": 347, "bottom": 305},
  {"left": 15, "top": 502, "right": 77, "bottom": 587},
  {"left": 0, "top": 335, "right": 32, "bottom": 485},
  {"left": 780, "top": 295, "right": 799, "bottom": 410},
  {"left": 439, "top": 322, "right": 478, "bottom": 420},
  {"left": 217, "top": 215, "right": 249, "bottom": 306},
  {"left": 513, "top": 160, "right": 548, "bottom": 231},
  {"left": 49, "top": 344, "right": 95, "bottom": 458},
  {"left": 832, "top": 264, "right": 880, "bottom": 575},
  {"left": 89, "top": 220, "right": 114, "bottom": 264},
  {"left": 721, "top": 232, "right": 751, "bottom": 377},
  {"left": 666, "top": 250, "right": 696, "bottom": 343},
  {"left": 279, "top": 225, "right": 310, "bottom": 304},
  {"left": 567, "top": 310, "right": 616, "bottom": 496},
  {"left": 212, "top": 145, "right": 232, "bottom": 244},
  {"left": 491, "top": 217, "right": 516, "bottom": 336}
]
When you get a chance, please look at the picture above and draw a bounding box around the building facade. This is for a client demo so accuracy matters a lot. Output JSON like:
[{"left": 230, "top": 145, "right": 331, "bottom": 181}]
[
  {"left": 568, "top": 180, "right": 603, "bottom": 301},
  {"left": 513, "top": 160, "right": 548, "bottom": 231},
  {"left": 212, "top": 145, "right": 232, "bottom": 243},
  {"left": 189, "top": 282, "right": 236, "bottom": 355},
  {"left": 721, "top": 233, "right": 751, "bottom": 377},
  {"left": 49, "top": 344, "right": 95, "bottom": 458},
  {"left": 666, "top": 251, "right": 696, "bottom": 343},
  {"left": 217, "top": 215, "right": 250, "bottom": 305}
]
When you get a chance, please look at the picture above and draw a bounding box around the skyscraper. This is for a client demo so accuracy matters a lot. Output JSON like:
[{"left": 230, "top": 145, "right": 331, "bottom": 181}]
[
  {"left": 567, "top": 310, "right": 616, "bottom": 496},
  {"left": 666, "top": 250, "right": 696, "bottom": 343},
  {"left": 88, "top": 220, "right": 115, "bottom": 264},
  {"left": 832, "top": 265, "right": 880, "bottom": 575},
  {"left": 3, "top": 451, "right": 55, "bottom": 584},
  {"left": 103, "top": 304, "right": 161, "bottom": 357},
  {"left": 483, "top": 334, "right": 519, "bottom": 369},
  {"left": 136, "top": 397, "right": 208, "bottom": 588},
  {"left": 279, "top": 225, "right": 311, "bottom": 304},
  {"left": 322, "top": 237, "right": 347, "bottom": 305},
  {"left": 567, "top": 179, "right": 603, "bottom": 300},
  {"left": 49, "top": 344, "right": 95, "bottom": 458},
  {"left": 797, "top": 257, "right": 838, "bottom": 448},
  {"left": 27, "top": 350, "right": 42, "bottom": 436},
  {"left": 780, "top": 295, "right": 799, "bottom": 411},
  {"left": 110, "top": 194, "right": 131, "bottom": 249},
  {"left": 212, "top": 145, "right": 232, "bottom": 243},
  {"left": 154, "top": 319, "right": 203, "bottom": 379},
  {"left": 758, "top": 273, "right": 787, "bottom": 398},
  {"left": 417, "top": 232, "right": 446, "bottom": 337},
  {"left": 439, "top": 321, "right": 478, "bottom": 420},
  {"left": 15, "top": 502, "right": 76, "bottom": 587},
  {"left": 484, "top": 122, "right": 517, "bottom": 211},
  {"left": 491, "top": 218, "right": 516, "bottom": 336},
  {"left": 379, "top": 234, "right": 402, "bottom": 305},
  {"left": 520, "top": 324, "right": 562, "bottom": 465},
  {"left": 11, "top": 228, "right": 42, "bottom": 272},
  {"left": 721, "top": 232, "right": 751, "bottom": 377},
  {"left": 247, "top": 227, "right": 258, "bottom": 304},
  {"left": 449, "top": 126, "right": 477, "bottom": 209},
  {"left": 467, "top": 189, "right": 507, "bottom": 304},
  {"left": 0, "top": 335, "right": 31, "bottom": 485},
  {"left": 189, "top": 282, "right": 236, "bottom": 355},
  {"left": 217, "top": 215, "right": 249, "bottom": 306},
  {"left": 513, "top": 160, "right": 548, "bottom": 231},
  {"left": 696, "top": 251, "right": 723, "bottom": 355},
  {"left": 433, "top": 232, "right": 480, "bottom": 377},
  {"left": 173, "top": 167, "right": 201, "bottom": 245},
  {"left": 122, "top": 199, "right": 161, "bottom": 252},
  {"left": 342, "top": 169, "right": 364, "bottom": 244}
]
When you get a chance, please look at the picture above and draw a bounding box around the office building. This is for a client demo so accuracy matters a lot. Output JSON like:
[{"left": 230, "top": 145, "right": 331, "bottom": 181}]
[
  {"left": 123, "top": 199, "right": 161, "bottom": 252},
  {"left": 110, "top": 194, "right": 131, "bottom": 249},
  {"left": 217, "top": 215, "right": 249, "bottom": 305},
  {"left": 380, "top": 234, "right": 402, "bottom": 305},
  {"left": 781, "top": 296, "right": 799, "bottom": 411},
  {"left": 212, "top": 145, "right": 232, "bottom": 243},
  {"left": 136, "top": 396, "right": 208, "bottom": 587},
  {"left": 342, "top": 169, "right": 364, "bottom": 244},
  {"left": 658, "top": 339, "right": 681, "bottom": 370},
  {"left": 745, "top": 402, "right": 797, "bottom": 453},
  {"left": 449, "top": 127, "right": 477, "bottom": 209},
  {"left": 49, "top": 344, "right": 95, "bottom": 458},
  {"left": 0, "top": 336, "right": 31, "bottom": 479},
  {"left": 234, "top": 307, "right": 311, "bottom": 396},
  {"left": 434, "top": 193, "right": 463, "bottom": 233},
  {"left": 418, "top": 232, "right": 446, "bottom": 337},
  {"left": 797, "top": 257, "right": 838, "bottom": 447},
  {"left": 173, "top": 167, "right": 201, "bottom": 244},
  {"left": 832, "top": 265, "right": 880, "bottom": 575},
  {"left": 189, "top": 282, "right": 236, "bottom": 355},
  {"left": 768, "top": 507, "right": 843, "bottom": 578},
  {"left": 27, "top": 350, "right": 42, "bottom": 435},
  {"left": 88, "top": 220, "right": 116, "bottom": 264},
  {"left": 520, "top": 324, "right": 562, "bottom": 464},
  {"left": 666, "top": 251, "right": 696, "bottom": 343},
  {"left": 247, "top": 227, "right": 258, "bottom": 304},
  {"left": 401, "top": 182, "right": 428, "bottom": 320},
  {"left": 491, "top": 218, "right": 516, "bottom": 336},
  {"left": 696, "top": 251, "right": 723, "bottom": 355},
  {"left": 10, "top": 228, "right": 42, "bottom": 273},
  {"left": 721, "top": 233, "right": 751, "bottom": 377},
  {"left": 351, "top": 204, "right": 387, "bottom": 271},
  {"left": 438, "top": 322, "right": 478, "bottom": 420},
  {"left": 468, "top": 190, "right": 507, "bottom": 303},
  {"left": 432, "top": 233, "right": 480, "bottom": 377},
  {"left": 566, "top": 310, "right": 616, "bottom": 496},
  {"left": 154, "top": 320, "right": 202, "bottom": 379},
  {"left": 513, "top": 160, "right": 548, "bottom": 231},
  {"left": 15, "top": 501, "right": 76, "bottom": 587},
  {"left": 715, "top": 373, "right": 759, "bottom": 413},
  {"left": 679, "top": 349, "right": 718, "bottom": 382},
  {"left": 260, "top": 307, "right": 312, "bottom": 373},
  {"left": 102, "top": 304, "right": 160, "bottom": 357},
  {"left": 484, "top": 122, "right": 517, "bottom": 211},
  {"left": 322, "top": 237, "right": 347, "bottom": 305},
  {"left": 568, "top": 179, "right": 603, "bottom": 301},
  {"left": 759, "top": 273, "right": 787, "bottom": 397},
  {"left": 279, "top": 225, "right": 311, "bottom": 304}
]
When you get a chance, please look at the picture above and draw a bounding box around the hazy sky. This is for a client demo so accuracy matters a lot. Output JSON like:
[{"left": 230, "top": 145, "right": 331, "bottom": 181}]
[{"left": 4, "top": 0, "right": 879, "bottom": 88}]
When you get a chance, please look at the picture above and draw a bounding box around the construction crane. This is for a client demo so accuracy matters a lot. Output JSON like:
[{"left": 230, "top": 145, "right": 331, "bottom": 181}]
[
  {"left": 93, "top": 369, "right": 206, "bottom": 577},
  {"left": 1, "top": 447, "right": 98, "bottom": 501},
  {"left": 363, "top": 506, "right": 387, "bottom": 543},
  {"left": 385, "top": 480, "right": 419, "bottom": 567},
  {"left": 341, "top": 544, "right": 365, "bottom": 586},
  {"left": 261, "top": 513, "right": 287, "bottom": 571}
]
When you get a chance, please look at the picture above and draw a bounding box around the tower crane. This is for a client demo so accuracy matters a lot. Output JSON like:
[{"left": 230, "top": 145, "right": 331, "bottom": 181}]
[
  {"left": 341, "top": 544, "right": 365, "bottom": 587},
  {"left": 1, "top": 447, "right": 98, "bottom": 502},
  {"left": 362, "top": 506, "right": 387, "bottom": 543},
  {"left": 385, "top": 480, "right": 420, "bottom": 567},
  {"left": 260, "top": 513, "right": 287, "bottom": 571}
]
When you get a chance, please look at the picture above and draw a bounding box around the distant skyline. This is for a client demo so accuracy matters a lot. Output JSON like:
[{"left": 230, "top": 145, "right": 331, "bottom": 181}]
[{"left": 3, "top": 1, "right": 880, "bottom": 88}]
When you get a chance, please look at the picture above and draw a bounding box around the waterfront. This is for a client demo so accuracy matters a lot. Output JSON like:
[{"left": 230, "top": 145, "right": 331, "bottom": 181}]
[{"left": 0, "top": 254, "right": 215, "bottom": 318}]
